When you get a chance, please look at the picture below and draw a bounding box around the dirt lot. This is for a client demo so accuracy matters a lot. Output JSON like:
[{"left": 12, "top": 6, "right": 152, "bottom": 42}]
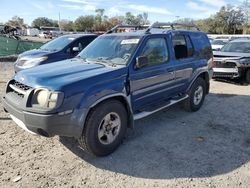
[
  {"left": 0, "top": 62, "right": 250, "bottom": 188},
  {"left": 20, "top": 36, "right": 50, "bottom": 43}
]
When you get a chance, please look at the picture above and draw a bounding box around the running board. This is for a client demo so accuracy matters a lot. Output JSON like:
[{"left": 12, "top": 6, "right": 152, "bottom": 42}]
[{"left": 133, "top": 95, "right": 189, "bottom": 120}]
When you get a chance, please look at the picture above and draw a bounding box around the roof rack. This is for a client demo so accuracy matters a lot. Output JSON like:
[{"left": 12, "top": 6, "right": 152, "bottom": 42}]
[
  {"left": 145, "top": 22, "right": 200, "bottom": 33},
  {"left": 106, "top": 24, "right": 149, "bottom": 34}
]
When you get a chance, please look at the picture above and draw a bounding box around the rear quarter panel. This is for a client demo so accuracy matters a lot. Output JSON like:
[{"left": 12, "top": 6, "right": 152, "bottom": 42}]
[{"left": 187, "top": 32, "right": 213, "bottom": 84}]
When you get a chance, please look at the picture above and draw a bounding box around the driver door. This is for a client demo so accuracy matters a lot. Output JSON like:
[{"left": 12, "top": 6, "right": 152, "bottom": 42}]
[{"left": 129, "top": 36, "right": 176, "bottom": 112}]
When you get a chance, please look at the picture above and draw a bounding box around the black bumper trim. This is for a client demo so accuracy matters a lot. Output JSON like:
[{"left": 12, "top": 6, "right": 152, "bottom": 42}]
[{"left": 2, "top": 97, "right": 86, "bottom": 138}]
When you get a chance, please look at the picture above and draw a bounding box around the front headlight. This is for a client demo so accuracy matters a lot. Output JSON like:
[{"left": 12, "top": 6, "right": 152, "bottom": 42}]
[
  {"left": 240, "top": 58, "right": 250, "bottom": 63},
  {"left": 32, "top": 89, "right": 64, "bottom": 109},
  {"left": 17, "top": 56, "right": 48, "bottom": 68}
]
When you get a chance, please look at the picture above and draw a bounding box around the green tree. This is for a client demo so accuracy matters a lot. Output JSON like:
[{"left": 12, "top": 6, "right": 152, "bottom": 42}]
[
  {"left": 32, "top": 17, "right": 58, "bottom": 28},
  {"left": 124, "top": 12, "right": 149, "bottom": 25},
  {"left": 94, "top": 9, "right": 106, "bottom": 31},
  {"left": 6, "top": 16, "right": 25, "bottom": 27},
  {"left": 193, "top": 4, "right": 244, "bottom": 34},
  {"left": 59, "top": 19, "right": 75, "bottom": 31},
  {"left": 195, "top": 18, "right": 217, "bottom": 33},
  {"left": 74, "top": 15, "right": 95, "bottom": 31},
  {"left": 240, "top": 0, "right": 250, "bottom": 33},
  {"left": 125, "top": 12, "right": 137, "bottom": 25}
]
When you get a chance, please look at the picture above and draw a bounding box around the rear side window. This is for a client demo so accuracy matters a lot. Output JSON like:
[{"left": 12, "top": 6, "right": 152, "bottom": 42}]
[
  {"left": 185, "top": 36, "right": 194, "bottom": 57},
  {"left": 190, "top": 33, "right": 213, "bottom": 60},
  {"left": 140, "top": 38, "right": 168, "bottom": 67},
  {"left": 172, "top": 34, "right": 194, "bottom": 59}
]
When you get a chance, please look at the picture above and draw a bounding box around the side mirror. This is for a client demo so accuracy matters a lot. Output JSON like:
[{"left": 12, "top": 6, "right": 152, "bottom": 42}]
[
  {"left": 72, "top": 47, "right": 80, "bottom": 53},
  {"left": 135, "top": 56, "right": 148, "bottom": 69}
]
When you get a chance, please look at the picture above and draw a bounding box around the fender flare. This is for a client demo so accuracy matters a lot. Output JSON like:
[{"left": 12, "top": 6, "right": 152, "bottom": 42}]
[
  {"left": 84, "top": 93, "right": 134, "bottom": 129},
  {"left": 186, "top": 70, "right": 210, "bottom": 93}
]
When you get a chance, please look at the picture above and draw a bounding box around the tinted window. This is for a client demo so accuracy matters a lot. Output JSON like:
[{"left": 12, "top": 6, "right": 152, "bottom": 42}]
[
  {"left": 186, "top": 36, "right": 194, "bottom": 57},
  {"left": 140, "top": 38, "right": 168, "bottom": 67},
  {"left": 66, "top": 36, "right": 96, "bottom": 54},
  {"left": 78, "top": 36, "right": 96, "bottom": 50},
  {"left": 172, "top": 34, "right": 193, "bottom": 59}
]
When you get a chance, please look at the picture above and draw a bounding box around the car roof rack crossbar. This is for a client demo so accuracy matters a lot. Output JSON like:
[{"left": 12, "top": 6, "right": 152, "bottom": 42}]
[
  {"left": 145, "top": 22, "right": 200, "bottom": 33},
  {"left": 106, "top": 24, "right": 149, "bottom": 34}
]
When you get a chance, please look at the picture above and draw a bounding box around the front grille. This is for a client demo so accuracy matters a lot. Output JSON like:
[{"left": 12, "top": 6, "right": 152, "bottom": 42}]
[
  {"left": 213, "top": 72, "right": 239, "bottom": 78},
  {"left": 215, "top": 61, "right": 236, "bottom": 68},
  {"left": 12, "top": 80, "right": 31, "bottom": 91},
  {"left": 7, "top": 80, "right": 32, "bottom": 99}
]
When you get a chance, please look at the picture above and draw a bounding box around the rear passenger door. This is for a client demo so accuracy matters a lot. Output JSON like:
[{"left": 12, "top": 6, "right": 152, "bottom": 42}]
[
  {"left": 171, "top": 32, "right": 196, "bottom": 92},
  {"left": 130, "top": 36, "right": 176, "bottom": 112}
]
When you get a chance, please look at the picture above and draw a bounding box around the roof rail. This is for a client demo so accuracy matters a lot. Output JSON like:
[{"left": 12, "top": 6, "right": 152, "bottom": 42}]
[
  {"left": 145, "top": 22, "right": 200, "bottom": 33},
  {"left": 106, "top": 24, "right": 149, "bottom": 34}
]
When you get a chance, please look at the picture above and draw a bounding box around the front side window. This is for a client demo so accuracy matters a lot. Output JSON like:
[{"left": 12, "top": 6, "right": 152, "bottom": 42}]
[
  {"left": 140, "top": 38, "right": 168, "bottom": 67},
  {"left": 66, "top": 37, "right": 95, "bottom": 54}
]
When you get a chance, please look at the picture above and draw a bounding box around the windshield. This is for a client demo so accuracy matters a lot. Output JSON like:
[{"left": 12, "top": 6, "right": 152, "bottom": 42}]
[
  {"left": 221, "top": 42, "right": 250, "bottom": 53},
  {"left": 40, "top": 36, "right": 75, "bottom": 51},
  {"left": 212, "top": 40, "right": 227, "bottom": 45},
  {"left": 78, "top": 35, "right": 141, "bottom": 65}
]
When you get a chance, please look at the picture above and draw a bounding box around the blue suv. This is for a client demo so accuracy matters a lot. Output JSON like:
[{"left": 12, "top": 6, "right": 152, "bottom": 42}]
[
  {"left": 14, "top": 34, "right": 97, "bottom": 72},
  {"left": 3, "top": 23, "right": 213, "bottom": 156}
]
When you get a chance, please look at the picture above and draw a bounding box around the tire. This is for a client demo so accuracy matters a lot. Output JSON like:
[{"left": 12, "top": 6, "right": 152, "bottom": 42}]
[
  {"left": 246, "top": 69, "right": 250, "bottom": 84},
  {"left": 183, "top": 77, "right": 206, "bottom": 112},
  {"left": 78, "top": 100, "right": 128, "bottom": 156}
]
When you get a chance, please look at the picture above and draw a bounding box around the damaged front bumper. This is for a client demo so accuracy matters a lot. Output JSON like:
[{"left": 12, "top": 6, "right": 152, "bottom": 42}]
[
  {"left": 212, "top": 59, "right": 248, "bottom": 78},
  {"left": 213, "top": 67, "right": 240, "bottom": 78}
]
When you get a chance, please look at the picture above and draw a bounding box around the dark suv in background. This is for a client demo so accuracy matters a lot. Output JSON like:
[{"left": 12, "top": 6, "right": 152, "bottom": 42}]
[
  {"left": 3, "top": 23, "right": 213, "bottom": 156},
  {"left": 14, "top": 34, "right": 97, "bottom": 72}
]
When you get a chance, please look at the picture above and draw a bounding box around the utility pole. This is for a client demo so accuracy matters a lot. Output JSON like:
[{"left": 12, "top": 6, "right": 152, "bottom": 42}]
[{"left": 58, "top": 12, "right": 61, "bottom": 32}]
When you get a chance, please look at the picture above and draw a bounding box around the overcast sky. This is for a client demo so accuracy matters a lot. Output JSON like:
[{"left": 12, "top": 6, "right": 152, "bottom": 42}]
[{"left": 0, "top": 0, "right": 243, "bottom": 25}]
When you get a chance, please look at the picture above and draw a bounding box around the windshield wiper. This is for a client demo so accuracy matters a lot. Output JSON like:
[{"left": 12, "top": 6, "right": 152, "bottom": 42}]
[
  {"left": 40, "top": 48, "right": 56, "bottom": 52},
  {"left": 85, "top": 58, "right": 117, "bottom": 67}
]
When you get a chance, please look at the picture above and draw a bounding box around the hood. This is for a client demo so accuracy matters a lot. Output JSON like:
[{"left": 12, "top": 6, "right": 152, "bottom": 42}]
[
  {"left": 19, "top": 49, "right": 55, "bottom": 58},
  {"left": 213, "top": 51, "right": 250, "bottom": 59},
  {"left": 14, "top": 58, "right": 127, "bottom": 92}
]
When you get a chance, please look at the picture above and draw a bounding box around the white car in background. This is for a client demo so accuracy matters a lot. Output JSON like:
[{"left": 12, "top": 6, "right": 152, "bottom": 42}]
[{"left": 211, "top": 39, "right": 229, "bottom": 51}]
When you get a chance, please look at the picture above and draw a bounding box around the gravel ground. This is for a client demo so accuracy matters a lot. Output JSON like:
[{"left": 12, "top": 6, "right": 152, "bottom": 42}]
[{"left": 0, "top": 62, "right": 250, "bottom": 188}]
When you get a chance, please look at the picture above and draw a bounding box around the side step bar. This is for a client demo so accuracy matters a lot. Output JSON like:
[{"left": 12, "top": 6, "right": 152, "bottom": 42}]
[{"left": 133, "top": 95, "right": 189, "bottom": 120}]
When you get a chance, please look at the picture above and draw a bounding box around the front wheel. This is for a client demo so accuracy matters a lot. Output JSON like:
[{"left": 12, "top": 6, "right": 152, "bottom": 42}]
[
  {"left": 183, "top": 77, "right": 206, "bottom": 112},
  {"left": 78, "top": 100, "right": 128, "bottom": 156}
]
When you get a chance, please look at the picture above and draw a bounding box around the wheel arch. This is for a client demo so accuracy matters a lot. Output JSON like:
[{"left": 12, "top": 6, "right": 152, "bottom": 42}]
[
  {"left": 84, "top": 94, "right": 134, "bottom": 131},
  {"left": 188, "top": 71, "right": 210, "bottom": 94}
]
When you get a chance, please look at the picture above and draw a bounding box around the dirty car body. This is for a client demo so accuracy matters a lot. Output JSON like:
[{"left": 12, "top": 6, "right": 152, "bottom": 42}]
[{"left": 3, "top": 24, "right": 213, "bottom": 156}]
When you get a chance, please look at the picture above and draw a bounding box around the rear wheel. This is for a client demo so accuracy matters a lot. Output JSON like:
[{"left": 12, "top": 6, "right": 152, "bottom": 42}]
[
  {"left": 183, "top": 77, "right": 206, "bottom": 112},
  {"left": 78, "top": 100, "right": 128, "bottom": 156},
  {"left": 246, "top": 69, "right": 250, "bottom": 84}
]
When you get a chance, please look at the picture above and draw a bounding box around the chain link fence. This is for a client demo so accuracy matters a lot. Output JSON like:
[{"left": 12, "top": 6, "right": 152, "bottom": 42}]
[{"left": 0, "top": 35, "right": 43, "bottom": 57}]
